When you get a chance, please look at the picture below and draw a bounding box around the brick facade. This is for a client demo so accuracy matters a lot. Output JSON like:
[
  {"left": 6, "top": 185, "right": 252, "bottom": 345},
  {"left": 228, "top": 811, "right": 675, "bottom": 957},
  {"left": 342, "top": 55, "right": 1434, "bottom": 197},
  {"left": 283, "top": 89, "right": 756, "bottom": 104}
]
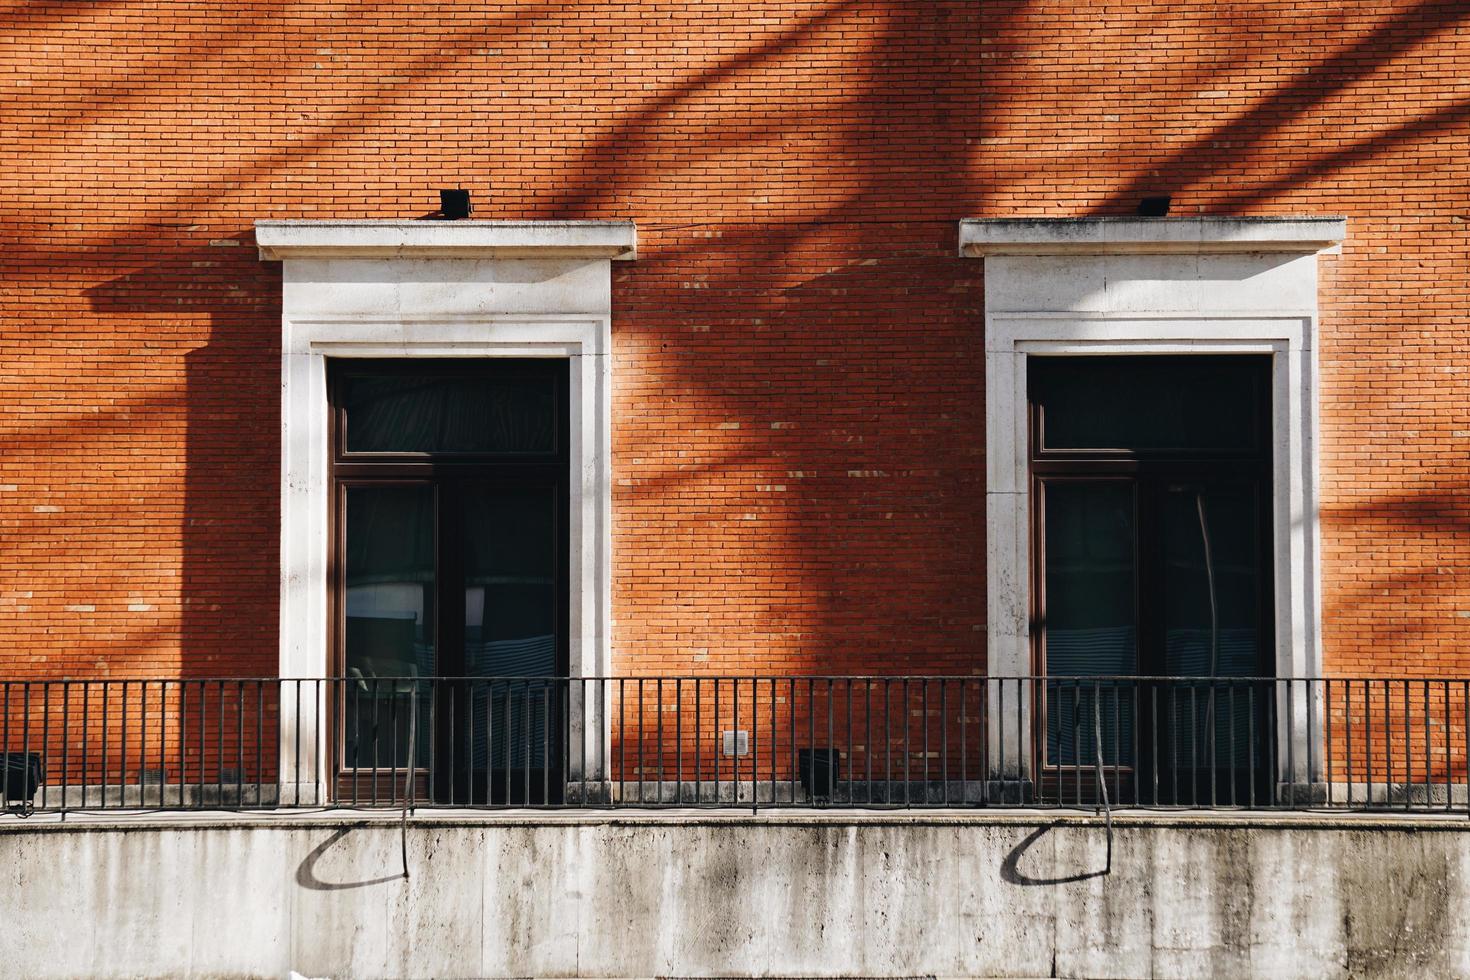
[{"left": 2, "top": 0, "right": 1467, "bottom": 690}]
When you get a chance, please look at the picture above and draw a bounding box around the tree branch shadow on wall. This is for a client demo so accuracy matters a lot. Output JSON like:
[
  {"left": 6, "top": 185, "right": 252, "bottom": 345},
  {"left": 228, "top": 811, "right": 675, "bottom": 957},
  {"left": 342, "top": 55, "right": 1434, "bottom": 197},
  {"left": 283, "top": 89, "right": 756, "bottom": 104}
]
[
  {"left": 6, "top": 0, "right": 1465, "bottom": 796},
  {"left": 296, "top": 828, "right": 404, "bottom": 890},
  {"left": 1000, "top": 822, "right": 1112, "bottom": 885}
]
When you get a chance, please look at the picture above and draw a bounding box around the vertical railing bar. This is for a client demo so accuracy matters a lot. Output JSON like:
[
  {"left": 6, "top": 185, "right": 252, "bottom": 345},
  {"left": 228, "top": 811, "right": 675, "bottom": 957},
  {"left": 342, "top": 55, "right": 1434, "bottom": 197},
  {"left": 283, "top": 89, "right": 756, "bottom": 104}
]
[
  {"left": 997, "top": 678, "right": 1004, "bottom": 806},
  {"left": 255, "top": 681, "right": 264, "bottom": 805},
  {"left": 884, "top": 678, "right": 893, "bottom": 806},
  {"left": 985, "top": 677, "right": 992, "bottom": 805},
  {"left": 708, "top": 678, "right": 714, "bottom": 811},
  {"left": 1169, "top": 685, "right": 1179, "bottom": 807},
  {"left": 1423, "top": 679, "right": 1432, "bottom": 808},
  {"left": 952, "top": 678, "right": 964, "bottom": 811},
  {"left": 694, "top": 678, "right": 701, "bottom": 807},
  {"left": 498, "top": 681, "right": 508, "bottom": 807},
  {"left": 482, "top": 680, "right": 494, "bottom": 808},
  {"left": 1072, "top": 681, "right": 1081, "bottom": 808},
  {"left": 1209, "top": 680, "right": 1217, "bottom": 809},
  {"left": 162, "top": 682, "right": 172, "bottom": 808},
  {"left": 617, "top": 679, "right": 625, "bottom": 807},
  {"left": 958, "top": 679, "right": 965, "bottom": 807},
  {"left": 1189, "top": 682, "right": 1198, "bottom": 808},
  {"left": 522, "top": 680, "right": 531, "bottom": 806},
  {"left": 450, "top": 679, "right": 461, "bottom": 807},
  {"left": 1362, "top": 678, "right": 1372, "bottom": 809},
  {"left": 26, "top": 683, "right": 36, "bottom": 810},
  {"left": 1462, "top": 680, "right": 1469, "bottom": 819},
  {"left": 1423, "top": 678, "right": 1435, "bottom": 809},
  {"left": 38, "top": 680, "right": 44, "bottom": 811},
  {"left": 578, "top": 678, "right": 586, "bottom": 807},
  {"left": 179, "top": 681, "right": 188, "bottom": 811},
  {"left": 752, "top": 678, "right": 764, "bottom": 816},
  {"left": 216, "top": 680, "right": 225, "bottom": 807},
  {"left": 1, "top": 682, "right": 10, "bottom": 811},
  {"left": 1358, "top": 679, "right": 1369, "bottom": 808},
  {"left": 826, "top": 678, "right": 834, "bottom": 808},
  {"left": 1227, "top": 683, "right": 1237, "bottom": 808},
  {"left": 847, "top": 679, "right": 854, "bottom": 808},
  {"left": 789, "top": 677, "right": 796, "bottom": 808},
  {"left": 80, "top": 681, "right": 91, "bottom": 811},
  {"left": 808, "top": 678, "right": 815, "bottom": 806},
  {"left": 649, "top": 678, "right": 661, "bottom": 811},
  {"left": 351, "top": 679, "right": 361, "bottom": 805},
  {"left": 675, "top": 678, "right": 682, "bottom": 806},
  {"left": 733, "top": 678, "right": 740, "bottom": 808},
  {"left": 197, "top": 681, "right": 206, "bottom": 809},
  {"left": 372, "top": 678, "right": 383, "bottom": 807},
  {"left": 1403, "top": 680, "right": 1412, "bottom": 812},
  {"left": 60, "top": 681, "right": 70, "bottom": 816},
  {"left": 316, "top": 680, "right": 324, "bottom": 808},
  {"left": 543, "top": 683, "right": 551, "bottom": 806},
  {"left": 235, "top": 680, "right": 244, "bottom": 810},
  {"left": 1017, "top": 678, "right": 1025, "bottom": 807},
  {"left": 1375, "top": 681, "right": 1387, "bottom": 811},
  {"left": 1246, "top": 682, "right": 1255, "bottom": 809},
  {"left": 940, "top": 679, "right": 948, "bottom": 807},
  {"left": 1444, "top": 680, "right": 1452, "bottom": 813},
  {"left": 921, "top": 680, "right": 929, "bottom": 806},
  {"left": 389, "top": 678, "right": 400, "bottom": 808},
  {"left": 2, "top": 682, "right": 10, "bottom": 811},
  {"left": 1325, "top": 679, "right": 1333, "bottom": 808},
  {"left": 771, "top": 678, "right": 778, "bottom": 807},
  {"left": 116, "top": 680, "right": 126, "bottom": 812},
  {"left": 295, "top": 678, "right": 304, "bottom": 811},
  {"left": 1264, "top": 680, "right": 1274, "bottom": 808},
  {"left": 893, "top": 678, "right": 905, "bottom": 811},
  {"left": 1344, "top": 680, "right": 1353, "bottom": 808},
  {"left": 638, "top": 677, "right": 647, "bottom": 806},
  {"left": 1112, "top": 682, "right": 1121, "bottom": 808}
]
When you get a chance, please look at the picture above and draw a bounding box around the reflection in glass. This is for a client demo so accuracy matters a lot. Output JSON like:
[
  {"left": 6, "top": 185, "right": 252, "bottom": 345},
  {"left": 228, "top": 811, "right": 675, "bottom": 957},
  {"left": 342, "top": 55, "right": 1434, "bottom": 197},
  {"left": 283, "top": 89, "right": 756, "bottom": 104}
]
[
  {"left": 343, "top": 485, "right": 433, "bottom": 769},
  {"left": 1031, "top": 355, "right": 1267, "bottom": 452},
  {"left": 1162, "top": 485, "right": 1260, "bottom": 774},
  {"left": 342, "top": 372, "right": 557, "bottom": 455},
  {"left": 463, "top": 486, "right": 557, "bottom": 771},
  {"left": 1044, "top": 482, "right": 1136, "bottom": 766}
]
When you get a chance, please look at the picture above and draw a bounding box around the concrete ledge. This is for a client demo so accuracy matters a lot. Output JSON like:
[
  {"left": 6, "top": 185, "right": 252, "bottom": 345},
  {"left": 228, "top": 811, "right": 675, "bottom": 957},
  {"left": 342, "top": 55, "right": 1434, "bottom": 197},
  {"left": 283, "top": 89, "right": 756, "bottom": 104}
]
[
  {"left": 5, "top": 806, "right": 1469, "bottom": 834},
  {"left": 255, "top": 219, "right": 638, "bottom": 261},
  {"left": 958, "top": 216, "right": 1347, "bottom": 255},
  {"left": 3, "top": 810, "right": 1468, "bottom": 977}
]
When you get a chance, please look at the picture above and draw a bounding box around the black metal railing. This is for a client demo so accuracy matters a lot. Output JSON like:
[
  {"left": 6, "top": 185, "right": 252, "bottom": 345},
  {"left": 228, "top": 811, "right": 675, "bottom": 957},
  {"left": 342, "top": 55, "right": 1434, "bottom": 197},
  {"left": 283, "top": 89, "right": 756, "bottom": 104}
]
[{"left": 1, "top": 676, "right": 1466, "bottom": 815}]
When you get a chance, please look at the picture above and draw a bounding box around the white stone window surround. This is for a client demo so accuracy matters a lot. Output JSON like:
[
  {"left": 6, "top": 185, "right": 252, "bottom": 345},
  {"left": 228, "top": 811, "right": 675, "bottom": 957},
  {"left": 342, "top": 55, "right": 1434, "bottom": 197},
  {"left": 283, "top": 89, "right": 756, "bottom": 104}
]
[
  {"left": 959, "top": 216, "right": 1347, "bottom": 783},
  {"left": 256, "top": 220, "right": 635, "bottom": 800}
]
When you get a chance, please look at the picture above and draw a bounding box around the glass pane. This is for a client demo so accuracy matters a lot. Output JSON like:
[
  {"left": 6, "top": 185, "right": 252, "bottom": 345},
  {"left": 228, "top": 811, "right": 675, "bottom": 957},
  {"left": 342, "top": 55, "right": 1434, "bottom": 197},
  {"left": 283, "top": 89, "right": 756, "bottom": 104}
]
[
  {"left": 343, "top": 485, "right": 433, "bottom": 769},
  {"left": 1044, "top": 481, "right": 1136, "bottom": 766},
  {"left": 1031, "top": 355, "right": 1268, "bottom": 453},
  {"left": 1161, "top": 484, "right": 1261, "bottom": 773},
  {"left": 342, "top": 369, "right": 558, "bottom": 454},
  {"left": 463, "top": 485, "right": 557, "bottom": 771}
]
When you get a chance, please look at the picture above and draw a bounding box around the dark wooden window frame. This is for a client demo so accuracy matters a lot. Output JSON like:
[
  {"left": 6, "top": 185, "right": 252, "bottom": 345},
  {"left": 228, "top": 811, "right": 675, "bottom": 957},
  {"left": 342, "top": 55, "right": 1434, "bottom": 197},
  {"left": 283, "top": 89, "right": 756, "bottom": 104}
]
[
  {"left": 326, "top": 357, "right": 572, "bottom": 801},
  {"left": 1027, "top": 354, "right": 1276, "bottom": 800}
]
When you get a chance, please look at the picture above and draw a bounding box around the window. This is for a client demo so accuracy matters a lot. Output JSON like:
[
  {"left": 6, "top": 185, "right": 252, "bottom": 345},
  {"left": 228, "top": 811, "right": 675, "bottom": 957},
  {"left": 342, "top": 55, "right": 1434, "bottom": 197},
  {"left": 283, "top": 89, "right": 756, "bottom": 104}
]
[
  {"left": 1029, "top": 355, "right": 1273, "bottom": 803},
  {"left": 961, "top": 215, "right": 1344, "bottom": 791},
  {"left": 331, "top": 358, "right": 570, "bottom": 803}
]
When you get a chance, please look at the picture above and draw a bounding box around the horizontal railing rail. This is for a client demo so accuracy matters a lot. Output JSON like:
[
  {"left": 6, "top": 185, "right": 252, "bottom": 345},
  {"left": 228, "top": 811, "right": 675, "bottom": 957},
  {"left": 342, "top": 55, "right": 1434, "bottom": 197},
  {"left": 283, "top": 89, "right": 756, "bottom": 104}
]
[{"left": 0, "top": 676, "right": 1466, "bottom": 816}]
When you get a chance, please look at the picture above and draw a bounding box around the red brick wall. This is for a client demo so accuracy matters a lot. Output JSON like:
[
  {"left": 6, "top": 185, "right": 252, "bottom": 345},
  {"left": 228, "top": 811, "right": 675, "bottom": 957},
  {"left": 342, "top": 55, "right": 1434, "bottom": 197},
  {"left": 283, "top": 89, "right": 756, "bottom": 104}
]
[{"left": 1, "top": 0, "right": 1467, "bottom": 693}]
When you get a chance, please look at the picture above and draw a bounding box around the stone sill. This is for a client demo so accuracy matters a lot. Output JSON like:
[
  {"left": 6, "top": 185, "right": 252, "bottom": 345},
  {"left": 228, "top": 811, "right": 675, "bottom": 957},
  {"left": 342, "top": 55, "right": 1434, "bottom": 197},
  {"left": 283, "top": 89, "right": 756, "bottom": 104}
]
[
  {"left": 959, "top": 216, "right": 1347, "bottom": 256},
  {"left": 5, "top": 806, "right": 1468, "bottom": 834},
  {"left": 255, "top": 219, "right": 638, "bottom": 261}
]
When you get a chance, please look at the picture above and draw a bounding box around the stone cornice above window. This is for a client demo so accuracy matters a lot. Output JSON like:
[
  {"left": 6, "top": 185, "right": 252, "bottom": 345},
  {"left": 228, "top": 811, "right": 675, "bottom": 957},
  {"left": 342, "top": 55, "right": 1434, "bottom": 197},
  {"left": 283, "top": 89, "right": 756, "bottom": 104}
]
[
  {"left": 255, "top": 219, "right": 638, "bottom": 261},
  {"left": 958, "top": 216, "right": 1347, "bottom": 256}
]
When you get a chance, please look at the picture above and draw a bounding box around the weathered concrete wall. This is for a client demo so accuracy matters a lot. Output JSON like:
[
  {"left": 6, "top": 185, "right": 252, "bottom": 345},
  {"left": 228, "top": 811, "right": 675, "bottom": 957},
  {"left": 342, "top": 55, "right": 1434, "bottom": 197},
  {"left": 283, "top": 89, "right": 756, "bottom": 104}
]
[{"left": 1, "top": 812, "right": 1467, "bottom": 979}]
